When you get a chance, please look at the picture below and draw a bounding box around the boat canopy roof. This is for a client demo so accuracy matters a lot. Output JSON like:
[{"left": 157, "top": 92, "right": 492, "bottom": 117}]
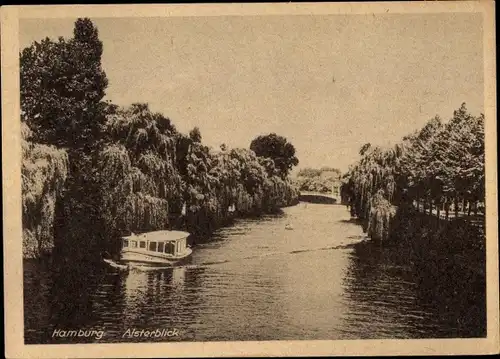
[{"left": 122, "top": 230, "right": 190, "bottom": 242}]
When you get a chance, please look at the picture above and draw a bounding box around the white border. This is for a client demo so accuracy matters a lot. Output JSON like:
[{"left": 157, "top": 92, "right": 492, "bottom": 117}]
[{"left": 2, "top": 2, "right": 498, "bottom": 357}]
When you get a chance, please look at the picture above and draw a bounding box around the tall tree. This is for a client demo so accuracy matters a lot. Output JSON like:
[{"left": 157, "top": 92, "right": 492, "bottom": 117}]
[
  {"left": 250, "top": 133, "right": 299, "bottom": 179},
  {"left": 20, "top": 18, "right": 110, "bottom": 255},
  {"left": 189, "top": 127, "right": 202, "bottom": 143},
  {"left": 20, "top": 18, "right": 108, "bottom": 154}
]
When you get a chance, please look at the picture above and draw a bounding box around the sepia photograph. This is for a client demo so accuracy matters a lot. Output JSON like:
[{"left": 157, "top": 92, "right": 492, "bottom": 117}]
[{"left": 2, "top": 2, "right": 498, "bottom": 358}]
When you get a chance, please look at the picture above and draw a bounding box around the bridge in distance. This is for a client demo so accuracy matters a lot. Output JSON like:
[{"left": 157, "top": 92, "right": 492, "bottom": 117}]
[{"left": 299, "top": 191, "right": 341, "bottom": 205}]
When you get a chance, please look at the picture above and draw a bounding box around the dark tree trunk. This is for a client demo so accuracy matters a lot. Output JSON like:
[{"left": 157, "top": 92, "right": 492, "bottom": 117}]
[
  {"left": 454, "top": 197, "right": 459, "bottom": 217},
  {"left": 474, "top": 201, "right": 478, "bottom": 216},
  {"left": 467, "top": 200, "right": 472, "bottom": 216}
]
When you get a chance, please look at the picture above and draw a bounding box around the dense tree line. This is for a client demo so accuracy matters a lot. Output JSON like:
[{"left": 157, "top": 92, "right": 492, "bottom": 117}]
[
  {"left": 295, "top": 167, "right": 341, "bottom": 193},
  {"left": 20, "top": 19, "right": 299, "bottom": 258},
  {"left": 341, "top": 104, "right": 485, "bottom": 242}
]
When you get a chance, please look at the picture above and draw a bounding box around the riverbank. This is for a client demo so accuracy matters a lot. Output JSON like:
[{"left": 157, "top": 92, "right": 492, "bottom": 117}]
[
  {"left": 388, "top": 206, "right": 486, "bottom": 275},
  {"left": 168, "top": 199, "right": 299, "bottom": 246},
  {"left": 351, "top": 198, "right": 487, "bottom": 277}
]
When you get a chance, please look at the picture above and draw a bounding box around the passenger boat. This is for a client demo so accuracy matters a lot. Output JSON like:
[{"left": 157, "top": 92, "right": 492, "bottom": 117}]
[{"left": 119, "top": 230, "right": 192, "bottom": 266}]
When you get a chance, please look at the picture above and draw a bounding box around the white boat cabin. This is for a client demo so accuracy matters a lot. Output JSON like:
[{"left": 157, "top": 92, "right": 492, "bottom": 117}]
[{"left": 121, "top": 230, "right": 189, "bottom": 256}]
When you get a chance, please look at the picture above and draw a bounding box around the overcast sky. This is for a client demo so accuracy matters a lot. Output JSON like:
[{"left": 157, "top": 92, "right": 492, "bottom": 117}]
[{"left": 20, "top": 14, "right": 483, "bottom": 172}]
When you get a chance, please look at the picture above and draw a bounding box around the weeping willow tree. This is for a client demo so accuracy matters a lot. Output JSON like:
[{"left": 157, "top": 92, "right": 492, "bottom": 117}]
[
  {"left": 22, "top": 122, "right": 69, "bottom": 258},
  {"left": 342, "top": 144, "right": 401, "bottom": 232},
  {"left": 97, "top": 103, "right": 183, "bottom": 238},
  {"left": 85, "top": 103, "right": 299, "bottom": 240},
  {"left": 183, "top": 145, "right": 260, "bottom": 234},
  {"left": 176, "top": 139, "right": 299, "bottom": 236},
  {"left": 366, "top": 190, "right": 397, "bottom": 242}
]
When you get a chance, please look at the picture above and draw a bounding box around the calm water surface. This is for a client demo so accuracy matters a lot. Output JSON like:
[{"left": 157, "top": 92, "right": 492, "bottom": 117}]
[{"left": 24, "top": 203, "right": 485, "bottom": 343}]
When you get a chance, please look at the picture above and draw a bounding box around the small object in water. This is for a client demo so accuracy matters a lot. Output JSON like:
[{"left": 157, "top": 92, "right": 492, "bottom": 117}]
[
  {"left": 119, "top": 230, "right": 192, "bottom": 266},
  {"left": 285, "top": 224, "right": 294, "bottom": 230}
]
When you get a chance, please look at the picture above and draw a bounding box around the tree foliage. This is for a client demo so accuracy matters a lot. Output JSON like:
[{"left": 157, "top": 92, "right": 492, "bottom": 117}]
[
  {"left": 295, "top": 167, "right": 341, "bottom": 193},
  {"left": 250, "top": 133, "right": 299, "bottom": 179},
  {"left": 20, "top": 18, "right": 108, "bottom": 153},
  {"left": 21, "top": 122, "right": 69, "bottom": 258},
  {"left": 97, "top": 112, "right": 300, "bottom": 238},
  {"left": 20, "top": 18, "right": 299, "bottom": 256},
  {"left": 342, "top": 103, "right": 485, "bottom": 241},
  {"left": 189, "top": 127, "right": 202, "bottom": 143},
  {"left": 98, "top": 103, "right": 183, "bottom": 236}
]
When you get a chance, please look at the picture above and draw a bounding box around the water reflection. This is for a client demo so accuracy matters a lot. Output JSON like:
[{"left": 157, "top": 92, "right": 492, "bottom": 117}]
[
  {"left": 172, "top": 266, "right": 186, "bottom": 288},
  {"left": 339, "top": 240, "right": 485, "bottom": 338},
  {"left": 107, "top": 266, "right": 199, "bottom": 342},
  {"left": 24, "top": 259, "right": 52, "bottom": 344},
  {"left": 339, "top": 242, "right": 428, "bottom": 338}
]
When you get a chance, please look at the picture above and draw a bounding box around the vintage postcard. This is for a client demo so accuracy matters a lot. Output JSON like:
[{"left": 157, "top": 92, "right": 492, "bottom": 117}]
[{"left": 2, "top": 2, "right": 499, "bottom": 357}]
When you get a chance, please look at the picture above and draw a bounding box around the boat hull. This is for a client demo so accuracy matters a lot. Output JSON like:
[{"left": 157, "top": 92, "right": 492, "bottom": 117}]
[{"left": 120, "top": 248, "right": 193, "bottom": 266}]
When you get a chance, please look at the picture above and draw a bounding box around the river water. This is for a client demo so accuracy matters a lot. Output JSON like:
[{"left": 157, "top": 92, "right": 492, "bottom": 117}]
[{"left": 24, "top": 202, "right": 485, "bottom": 343}]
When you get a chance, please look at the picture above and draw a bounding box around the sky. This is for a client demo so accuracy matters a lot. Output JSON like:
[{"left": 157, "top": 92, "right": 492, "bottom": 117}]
[{"left": 19, "top": 14, "right": 484, "bottom": 172}]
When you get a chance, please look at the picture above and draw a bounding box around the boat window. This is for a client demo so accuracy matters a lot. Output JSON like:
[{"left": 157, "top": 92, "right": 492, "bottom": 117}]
[
  {"left": 157, "top": 242, "right": 164, "bottom": 253},
  {"left": 130, "top": 240, "right": 137, "bottom": 248},
  {"left": 139, "top": 241, "right": 146, "bottom": 248},
  {"left": 123, "top": 239, "right": 129, "bottom": 248},
  {"left": 165, "top": 242, "right": 174, "bottom": 254},
  {"left": 149, "top": 241, "right": 157, "bottom": 251}
]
